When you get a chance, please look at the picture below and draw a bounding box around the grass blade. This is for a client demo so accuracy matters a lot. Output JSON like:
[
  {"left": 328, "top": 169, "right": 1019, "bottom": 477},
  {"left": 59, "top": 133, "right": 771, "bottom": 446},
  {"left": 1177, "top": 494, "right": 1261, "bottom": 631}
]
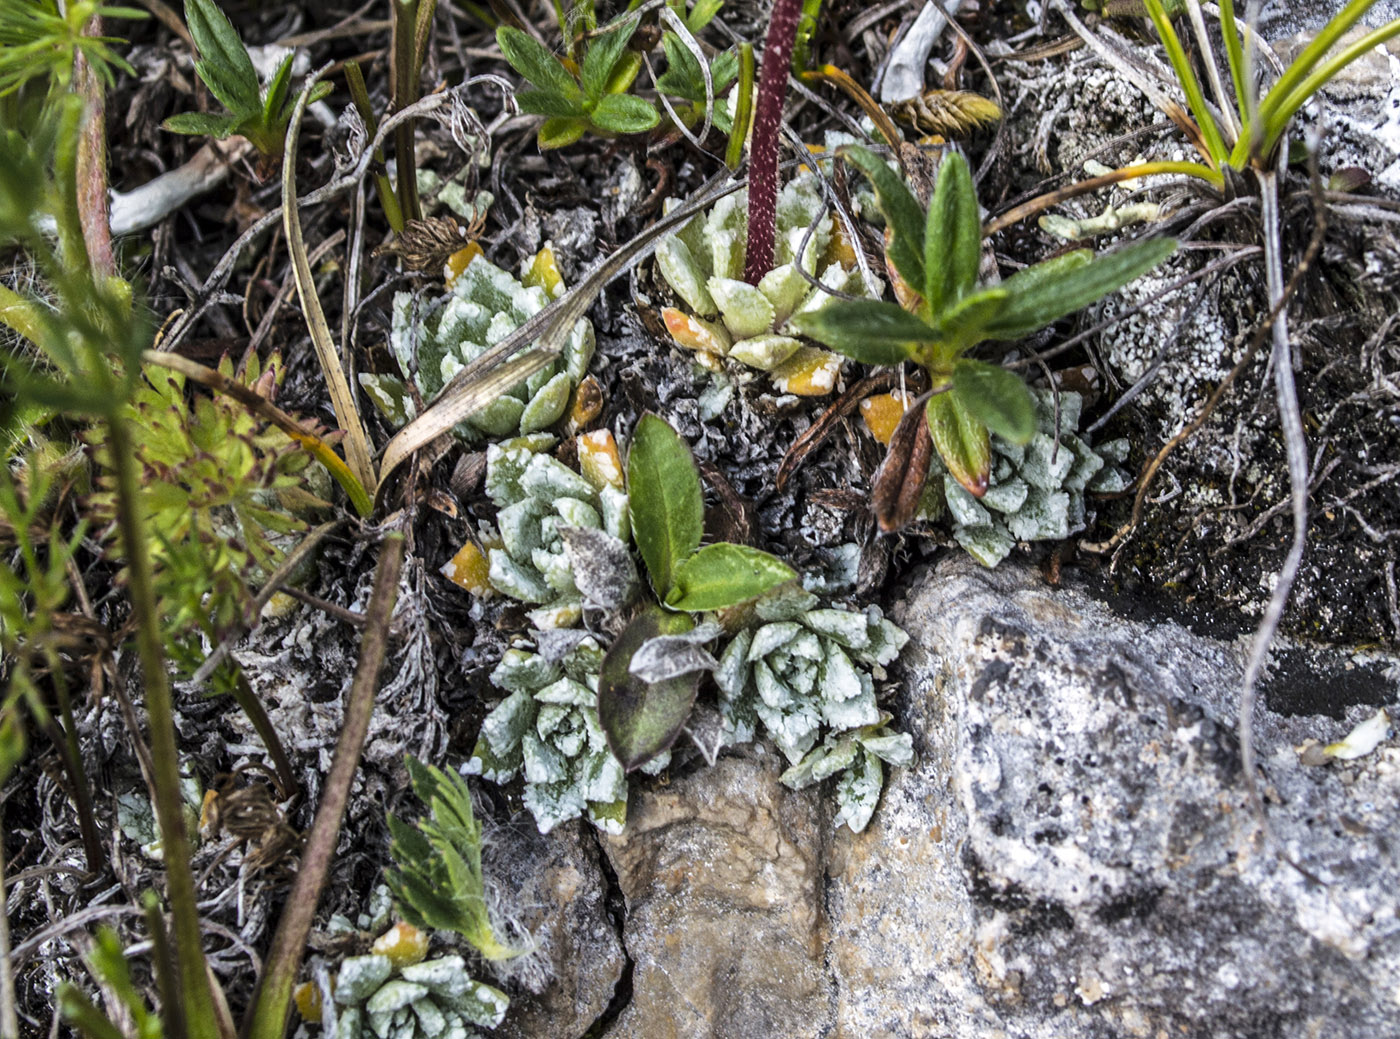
[{"left": 281, "top": 66, "right": 377, "bottom": 495}]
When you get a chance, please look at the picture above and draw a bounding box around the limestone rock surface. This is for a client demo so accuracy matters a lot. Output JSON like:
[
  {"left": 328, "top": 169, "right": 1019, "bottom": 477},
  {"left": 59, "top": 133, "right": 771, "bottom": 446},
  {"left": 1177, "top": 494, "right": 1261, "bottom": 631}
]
[{"left": 827, "top": 557, "right": 1400, "bottom": 1039}]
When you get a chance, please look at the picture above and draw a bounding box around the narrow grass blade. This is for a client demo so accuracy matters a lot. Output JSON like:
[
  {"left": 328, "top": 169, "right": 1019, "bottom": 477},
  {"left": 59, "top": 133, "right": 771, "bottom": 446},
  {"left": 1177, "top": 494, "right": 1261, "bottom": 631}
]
[{"left": 281, "top": 67, "right": 378, "bottom": 495}]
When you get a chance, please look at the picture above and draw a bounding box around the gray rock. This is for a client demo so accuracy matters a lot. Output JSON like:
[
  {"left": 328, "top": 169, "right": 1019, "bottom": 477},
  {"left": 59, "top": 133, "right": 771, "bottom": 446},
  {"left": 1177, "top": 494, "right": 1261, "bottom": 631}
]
[
  {"left": 579, "top": 556, "right": 1398, "bottom": 1038},
  {"left": 601, "top": 744, "right": 831, "bottom": 1039},
  {"left": 826, "top": 556, "right": 1400, "bottom": 1039},
  {"left": 487, "top": 819, "right": 625, "bottom": 1039}
]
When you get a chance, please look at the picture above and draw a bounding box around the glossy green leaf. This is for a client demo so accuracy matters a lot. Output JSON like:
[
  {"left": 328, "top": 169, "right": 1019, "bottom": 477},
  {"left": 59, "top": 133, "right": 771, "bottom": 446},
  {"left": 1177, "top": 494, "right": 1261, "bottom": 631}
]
[
  {"left": 951, "top": 359, "right": 1036, "bottom": 444},
  {"left": 789, "top": 300, "right": 931, "bottom": 365},
  {"left": 927, "top": 389, "right": 991, "bottom": 497},
  {"left": 983, "top": 238, "right": 1177, "bottom": 341},
  {"left": 628, "top": 413, "right": 703, "bottom": 597},
  {"left": 537, "top": 116, "right": 588, "bottom": 149},
  {"left": 840, "top": 145, "right": 926, "bottom": 299},
  {"left": 581, "top": 19, "right": 637, "bottom": 101},
  {"left": 590, "top": 92, "right": 661, "bottom": 134},
  {"left": 516, "top": 88, "right": 588, "bottom": 118},
  {"left": 924, "top": 152, "right": 981, "bottom": 314},
  {"left": 497, "top": 26, "right": 582, "bottom": 103},
  {"left": 162, "top": 111, "right": 241, "bottom": 137},
  {"left": 185, "top": 0, "right": 260, "bottom": 114},
  {"left": 598, "top": 607, "right": 700, "bottom": 770},
  {"left": 667, "top": 543, "right": 796, "bottom": 611}
]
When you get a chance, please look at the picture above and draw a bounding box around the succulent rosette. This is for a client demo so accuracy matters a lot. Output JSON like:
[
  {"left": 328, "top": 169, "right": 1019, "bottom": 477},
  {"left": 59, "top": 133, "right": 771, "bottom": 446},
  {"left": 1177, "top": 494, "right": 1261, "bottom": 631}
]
[
  {"left": 360, "top": 247, "right": 594, "bottom": 441},
  {"left": 329, "top": 952, "right": 507, "bottom": 1039},
  {"left": 481, "top": 435, "right": 629, "bottom": 629},
  {"left": 654, "top": 173, "right": 879, "bottom": 396},
  {"left": 714, "top": 586, "right": 909, "bottom": 766},
  {"left": 779, "top": 719, "right": 914, "bottom": 833},
  {"left": 466, "top": 637, "right": 662, "bottom": 835}
]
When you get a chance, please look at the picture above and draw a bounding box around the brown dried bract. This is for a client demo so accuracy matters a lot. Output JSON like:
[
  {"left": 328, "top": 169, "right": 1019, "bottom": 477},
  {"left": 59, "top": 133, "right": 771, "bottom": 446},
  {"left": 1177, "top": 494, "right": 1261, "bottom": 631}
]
[
  {"left": 871, "top": 392, "right": 933, "bottom": 532},
  {"left": 376, "top": 210, "right": 485, "bottom": 274},
  {"left": 890, "top": 89, "right": 1002, "bottom": 140}
]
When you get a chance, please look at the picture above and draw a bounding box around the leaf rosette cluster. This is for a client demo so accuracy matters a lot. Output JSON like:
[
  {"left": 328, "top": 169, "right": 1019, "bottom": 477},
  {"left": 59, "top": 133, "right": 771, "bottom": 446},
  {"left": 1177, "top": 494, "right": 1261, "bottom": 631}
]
[
  {"left": 654, "top": 173, "right": 875, "bottom": 395},
  {"left": 481, "top": 435, "right": 630, "bottom": 629},
  {"left": 330, "top": 952, "right": 508, "bottom": 1039},
  {"left": 361, "top": 251, "right": 594, "bottom": 443},
  {"left": 714, "top": 585, "right": 908, "bottom": 774},
  {"left": 466, "top": 637, "right": 663, "bottom": 834}
]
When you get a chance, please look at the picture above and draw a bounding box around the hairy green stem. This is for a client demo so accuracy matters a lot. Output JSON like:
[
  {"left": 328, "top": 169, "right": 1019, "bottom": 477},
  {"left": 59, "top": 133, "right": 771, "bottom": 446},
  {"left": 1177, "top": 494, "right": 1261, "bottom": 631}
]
[
  {"left": 107, "top": 414, "right": 221, "bottom": 1039},
  {"left": 243, "top": 534, "right": 406, "bottom": 1039}
]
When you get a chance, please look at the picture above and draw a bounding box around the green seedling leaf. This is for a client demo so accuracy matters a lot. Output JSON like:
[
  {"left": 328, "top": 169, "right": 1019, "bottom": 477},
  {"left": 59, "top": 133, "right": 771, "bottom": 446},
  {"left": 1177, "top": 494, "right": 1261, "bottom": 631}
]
[
  {"left": 840, "top": 145, "right": 926, "bottom": 304},
  {"left": 185, "top": 0, "right": 261, "bottom": 114},
  {"left": 655, "top": 31, "right": 706, "bottom": 101},
  {"left": 667, "top": 543, "right": 796, "bottom": 611},
  {"left": 924, "top": 151, "right": 981, "bottom": 313},
  {"left": 581, "top": 18, "right": 637, "bottom": 101},
  {"left": 598, "top": 606, "right": 701, "bottom": 770},
  {"left": 590, "top": 92, "right": 661, "bottom": 133},
  {"left": 538, "top": 116, "right": 589, "bottom": 149},
  {"left": 789, "top": 299, "right": 931, "bottom": 365},
  {"left": 262, "top": 52, "right": 295, "bottom": 126},
  {"left": 516, "top": 88, "right": 588, "bottom": 118},
  {"left": 951, "top": 358, "right": 1036, "bottom": 444},
  {"left": 628, "top": 413, "right": 704, "bottom": 596},
  {"left": 497, "top": 25, "right": 582, "bottom": 103},
  {"left": 685, "top": 0, "right": 725, "bottom": 33},
  {"left": 605, "top": 50, "right": 645, "bottom": 95},
  {"left": 162, "top": 110, "right": 242, "bottom": 137},
  {"left": 928, "top": 286, "right": 1009, "bottom": 357},
  {"left": 984, "top": 237, "right": 1177, "bottom": 341},
  {"left": 927, "top": 389, "right": 991, "bottom": 497}
]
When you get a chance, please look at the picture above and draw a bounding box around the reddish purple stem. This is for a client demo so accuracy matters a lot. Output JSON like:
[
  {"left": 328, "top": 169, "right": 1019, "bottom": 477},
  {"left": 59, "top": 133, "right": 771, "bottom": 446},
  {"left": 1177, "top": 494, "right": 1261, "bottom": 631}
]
[{"left": 743, "top": 0, "right": 803, "bottom": 285}]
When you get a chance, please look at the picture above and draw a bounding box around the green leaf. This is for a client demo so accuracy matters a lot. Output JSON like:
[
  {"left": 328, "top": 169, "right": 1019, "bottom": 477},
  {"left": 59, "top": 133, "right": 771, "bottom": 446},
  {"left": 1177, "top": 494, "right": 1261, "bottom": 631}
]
[
  {"left": 667, "top": 543, "right": 796, "bottom": 611},
  {"left": 628, "top": 413, "right": 703, "bottom": 596},
  {"left": 924, "top": 151, "right": 981, "bottom": 314},
  {"left": 930, "top": 286, "right": 1009, "bottom": 352},
  {"left": 516, "top": 88, "right": 588, "bottom": 118},
  {"left": 710, "top": 48, "right": 739, "bottom": 93},
  {"left": 598, "top": 607, "right": 701, "bottom": 771},
  {"left": 590, "top": 92, "right": 661, "bottom": 134},
  {"left": 162, "top": 111, "right": 241, "bottom": 137},
  {"left": 927, "top": 390, "right": 991, "bottom": 497},
  {"left": 840, "top": 145, "right": 926, "bottom": 304},
  {"left": 655, "top": 32, "right": 705, "bottom": 102},
  {"left": 983, "top": 238, "right": 1177, "bottom": 341},
  {"left": 497, "top": 25, "right": 581, "bottom": 102},
  {"left": 261, "top": 52, "right": 294, "bottom": 126},
  {"left": 788, "top": 300, "right": 932, "bottom": 365},
  {"left": 951, "top": 359, "right": 1036, "bottom": 444},
  {"left": 537, "top": 116, "right": 589, "bottom": 149},
  {"left": 604, "top": 50, "right": 644, "bottom": 95},
  {"left": 685, "top": 0, "right": 725, "bottom": 33},
  {"left": 184, "top": 0, "right": 260, "bottom": 114},
  {"left": 581, "top": 18, "right": 637, "bottom": 101}
]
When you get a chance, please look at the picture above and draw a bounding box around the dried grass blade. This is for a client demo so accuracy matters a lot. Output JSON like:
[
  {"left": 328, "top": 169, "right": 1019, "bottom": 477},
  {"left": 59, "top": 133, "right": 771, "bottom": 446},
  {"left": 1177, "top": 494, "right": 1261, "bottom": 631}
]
[
  {"left": 282, "top": 66, "right": 378, "bottom": 495},
  {"left": 871, "top": 390, "right": 933, "bottom": 532}
]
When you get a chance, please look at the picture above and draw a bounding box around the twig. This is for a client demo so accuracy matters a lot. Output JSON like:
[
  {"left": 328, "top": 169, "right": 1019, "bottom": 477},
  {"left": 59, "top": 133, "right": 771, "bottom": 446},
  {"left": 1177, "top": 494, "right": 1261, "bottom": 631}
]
[{"left": 242, "top": 534, "right": 405, "bottom": 1039}]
